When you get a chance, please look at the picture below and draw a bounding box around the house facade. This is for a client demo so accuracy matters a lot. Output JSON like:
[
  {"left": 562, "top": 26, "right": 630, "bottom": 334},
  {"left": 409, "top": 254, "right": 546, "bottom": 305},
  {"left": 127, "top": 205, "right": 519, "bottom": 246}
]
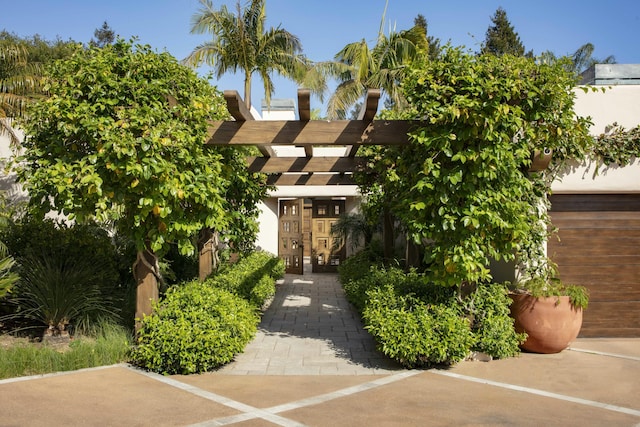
[{"left": 547, "top": 65, "right": 640, "bottom": 337}]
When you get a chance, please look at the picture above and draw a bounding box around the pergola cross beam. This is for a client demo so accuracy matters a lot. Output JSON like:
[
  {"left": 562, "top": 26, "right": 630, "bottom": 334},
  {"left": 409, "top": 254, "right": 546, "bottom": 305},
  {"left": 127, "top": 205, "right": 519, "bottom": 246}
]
[{"left": 207, "top": 89, "right": 412, "bottom": 182}]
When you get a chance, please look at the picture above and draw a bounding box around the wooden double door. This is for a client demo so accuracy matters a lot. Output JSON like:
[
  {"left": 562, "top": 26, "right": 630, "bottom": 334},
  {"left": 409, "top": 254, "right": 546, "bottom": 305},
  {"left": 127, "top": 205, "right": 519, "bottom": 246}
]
[{"left": 279, "top": 199, "right": 346, "bottom": 274}]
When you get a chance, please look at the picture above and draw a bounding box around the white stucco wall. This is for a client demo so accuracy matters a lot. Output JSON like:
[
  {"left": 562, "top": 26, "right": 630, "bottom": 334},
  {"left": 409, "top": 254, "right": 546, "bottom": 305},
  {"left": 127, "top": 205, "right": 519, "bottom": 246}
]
[
  {"left": 0, "top": 127, "right": 28, "bottom": 205},
  {"left": 255, "top": 198, "right": 279, "bottom": 255},
  {"left": 551, "top": 85, "right": 640, "bottom": 194}
]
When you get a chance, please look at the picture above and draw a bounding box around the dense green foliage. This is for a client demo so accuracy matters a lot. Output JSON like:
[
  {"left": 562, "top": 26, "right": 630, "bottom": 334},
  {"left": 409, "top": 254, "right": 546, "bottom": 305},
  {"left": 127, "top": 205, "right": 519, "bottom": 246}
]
[
  {"left": 0, "top": 322, "right": 131, "bottom": 379},
  {"left": 465, "top": 283, "right": 527, "bottom": 359},
  {"left": 0, "top": 241, "right": 17, "bottom": 298},
  {"left": 364, "top": 285, "right": 474, "bottom": 367},
  {"left": 131, "top": 281, "right": 259, "bottom": 375},
  {"left": 339, "top": 256, "right": 525, "bottom": 367},
  {"left": 132, "top": 251, "right": 283, "bottom": 374},
  {"left": 207, "top": 251, "right": 284, "bottom": 308},
  {"left": 593, "top": 123, "right": 640, "bottom": 169},
  {"left": 15, "top": 38, "right": 268, "bottom": 271},
  {"left": 17, "top": 39, "right": 232, "bottom": 258},
  {"left": 358, "top": 47, "right": 593, "bottom": 287},
  {"left": 1, "top": 219, "right": 130, "bottom": 333}
]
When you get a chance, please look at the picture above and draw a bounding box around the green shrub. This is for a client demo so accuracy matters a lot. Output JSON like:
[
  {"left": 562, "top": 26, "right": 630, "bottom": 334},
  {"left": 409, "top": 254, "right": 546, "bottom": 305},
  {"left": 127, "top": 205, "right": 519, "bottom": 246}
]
[
  {"left": 342, "top": 264, "right": 406, "bottom": 312},
  {"left": 337, "top": 246, "right": 383, "bottom": 286},
  {"left": 0, "top": 241, "right": 18, "bottom": 299},
  {"left": 340, "top": 254, "right": 523, "bottom": 365},
  {"left": 7, "top": 253, "right": 121, "bottom": 335},
  {"left": 466, "top": 283, "right": 526, "bottom": 359},
  {"left": 363, "top": 285, "right": 474, "bottom": 367},
  {"left": 131, "top": 281, "right": 258, "bottom": 375},
  {"left": 207, "top": 251, "right": 283, "bottom": 308},
  {"left": 1, "top": 219, "right": 133, "bottom": 331}
]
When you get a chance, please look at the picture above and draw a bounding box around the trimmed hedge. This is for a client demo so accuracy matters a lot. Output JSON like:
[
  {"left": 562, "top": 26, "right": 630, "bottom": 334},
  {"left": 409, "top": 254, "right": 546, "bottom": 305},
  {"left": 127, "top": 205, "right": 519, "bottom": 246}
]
[
  {"left": 207, "top": 251, "right": 284, "bottom": 308},
  {"left": 340, "top": 258, "right": 524, "bottom": 367},
  {"left": 130, "top": 251, "right": 284, "bottom": 375},
  {"left": 131, "top": 281, "right": 258, "bottom": 375}
]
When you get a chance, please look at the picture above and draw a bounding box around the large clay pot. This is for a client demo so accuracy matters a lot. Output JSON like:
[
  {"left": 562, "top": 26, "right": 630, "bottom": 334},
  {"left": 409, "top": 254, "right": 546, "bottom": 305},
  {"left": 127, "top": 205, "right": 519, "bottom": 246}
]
[{"left": 509, "top": 294, "right": 583, "bottom": 354}]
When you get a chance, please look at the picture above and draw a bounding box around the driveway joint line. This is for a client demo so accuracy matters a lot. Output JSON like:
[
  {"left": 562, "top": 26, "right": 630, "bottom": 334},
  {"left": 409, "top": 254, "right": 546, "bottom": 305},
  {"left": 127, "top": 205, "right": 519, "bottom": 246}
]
[
  {"left": 431, "top": 369, "right": 640, "bottom": 418},
  {"left": 568, "top": 346, "right": 640, "bottom": 362},
  {"left": 128, "top": 366, "right": 305, "bottom": 427}
]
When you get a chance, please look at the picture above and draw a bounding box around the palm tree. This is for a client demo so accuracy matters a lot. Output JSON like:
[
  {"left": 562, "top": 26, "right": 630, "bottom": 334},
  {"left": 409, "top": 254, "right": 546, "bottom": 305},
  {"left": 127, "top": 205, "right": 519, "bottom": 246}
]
[
  {"left": 0, "top": 43, "right": 43, "bottom": 148},
  {"left": 325, "top": 5, "right": 428, "bottom": 119},
  {"left": 570, "top": 42, "right": 615, "bottom": 74},
  {"left": 184, "top": 0, "right": 310, "bottom": 110},
  {"left": 538, "top": 43, "right": 615, "bottom": 76}
]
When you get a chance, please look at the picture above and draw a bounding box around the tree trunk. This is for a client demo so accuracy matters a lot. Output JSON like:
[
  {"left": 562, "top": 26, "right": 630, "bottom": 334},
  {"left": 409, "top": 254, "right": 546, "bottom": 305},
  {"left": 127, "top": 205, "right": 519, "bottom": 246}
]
[
  {"left": 383, "top": 207, "right": 394, "bottom": 261},
  {"left": 244, "top": 74, "right": 252, "bottom": 110},
  {"left": 198, "top": 229, "right": 220, "bottom": 281},
  {"left": 134, "top": 248, "right": 159, "bottom": 332}
]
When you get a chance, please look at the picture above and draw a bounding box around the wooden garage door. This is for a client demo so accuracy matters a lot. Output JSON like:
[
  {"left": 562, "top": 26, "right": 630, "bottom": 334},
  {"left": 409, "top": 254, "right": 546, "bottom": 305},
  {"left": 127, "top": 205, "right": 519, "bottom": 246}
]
[{"left": 549, "top": 194, "right": 640, "bottom": 337}]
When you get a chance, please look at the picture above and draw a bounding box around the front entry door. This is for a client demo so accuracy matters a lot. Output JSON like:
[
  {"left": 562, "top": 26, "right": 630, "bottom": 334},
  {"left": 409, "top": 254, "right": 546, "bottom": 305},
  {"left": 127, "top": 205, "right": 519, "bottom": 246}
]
[
  {"left": 312, "top": 200, "right": 346, "bottom": 273},
  {"left": 279, "top": 199, "right": 304, "bottom": 274}
]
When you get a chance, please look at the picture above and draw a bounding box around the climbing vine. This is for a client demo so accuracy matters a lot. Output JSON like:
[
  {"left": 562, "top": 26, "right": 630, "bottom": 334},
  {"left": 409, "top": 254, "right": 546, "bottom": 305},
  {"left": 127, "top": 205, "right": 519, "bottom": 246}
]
[{"left": 593, "top": 123, "right": 640, "bottom": 168}]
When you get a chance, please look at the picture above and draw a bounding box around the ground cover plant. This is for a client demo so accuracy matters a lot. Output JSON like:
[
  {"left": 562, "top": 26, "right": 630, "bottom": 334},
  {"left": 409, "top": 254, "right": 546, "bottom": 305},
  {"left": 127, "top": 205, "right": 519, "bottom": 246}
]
[{"left": 0, "top": 322, "right": 131, "bottom": 380}]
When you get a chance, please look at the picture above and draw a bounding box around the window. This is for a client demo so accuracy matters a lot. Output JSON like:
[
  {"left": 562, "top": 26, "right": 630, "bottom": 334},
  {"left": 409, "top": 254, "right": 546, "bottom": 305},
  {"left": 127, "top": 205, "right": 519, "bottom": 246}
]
[
  {"left": 334, "top": 204, "right": 341, "bottom": 215},
  {"left": 317, "top": 204, "right": 327, "bottom": 215},
  {"left": 283, "top": 221, "right": 290, "bottom": 232}
]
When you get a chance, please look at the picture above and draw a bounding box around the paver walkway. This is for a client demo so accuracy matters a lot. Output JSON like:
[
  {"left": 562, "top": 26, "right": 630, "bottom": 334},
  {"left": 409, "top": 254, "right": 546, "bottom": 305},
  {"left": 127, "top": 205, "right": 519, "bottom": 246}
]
[{"left": 218, "top": 270, "right": 402, "bottom": 375}]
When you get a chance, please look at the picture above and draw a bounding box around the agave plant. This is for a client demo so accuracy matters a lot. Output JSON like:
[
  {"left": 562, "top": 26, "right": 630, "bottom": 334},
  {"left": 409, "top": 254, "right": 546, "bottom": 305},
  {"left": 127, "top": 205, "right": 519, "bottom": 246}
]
[{"left": 8, "top": 253, "right": 120, "bottom": 336}]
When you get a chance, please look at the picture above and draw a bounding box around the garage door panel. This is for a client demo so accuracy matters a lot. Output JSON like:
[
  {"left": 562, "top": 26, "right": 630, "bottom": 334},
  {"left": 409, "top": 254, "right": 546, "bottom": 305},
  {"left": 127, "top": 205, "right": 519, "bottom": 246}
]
[
  {"left": 551, "top": 228, "right": 640, "bottom": 241},
  {"left": 550, "top": 243, "right": 639, "bottom": 256},
  {"left": 549, "top": 194, "right": 640, "bottom": 337},
  {"left": 550, "top": 254, "right": 640, "bottom": 266},
  {"left": 550, "top": 194, "right": 640, "bottom": 211},
  {"left": 583, "top": 302, "right": 640, "bottom": 323},
  {"left": 551, "top": 211, "right": 640, "bottom": 223}
]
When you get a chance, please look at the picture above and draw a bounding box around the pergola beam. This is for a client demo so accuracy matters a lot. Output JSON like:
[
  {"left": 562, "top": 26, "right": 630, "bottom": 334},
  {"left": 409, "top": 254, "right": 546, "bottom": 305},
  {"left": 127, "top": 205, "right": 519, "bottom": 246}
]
[
  {"left": 267, "top": 173, "right": 355, "bottom": 186},
  {"left": 222, "top": 90, "right": 274, "bottom": 157},
  {"left": 247, "top": 156, "right": 364, "bottom": 173},
  {"left": 206, "top": 120, "right": 414, "bottom": 146},
  {"left": 349, "top": 89, "right": 381, "bottom": 157},
  {"left": 297, "top": 89, "right": 313, "bottom": 157}
]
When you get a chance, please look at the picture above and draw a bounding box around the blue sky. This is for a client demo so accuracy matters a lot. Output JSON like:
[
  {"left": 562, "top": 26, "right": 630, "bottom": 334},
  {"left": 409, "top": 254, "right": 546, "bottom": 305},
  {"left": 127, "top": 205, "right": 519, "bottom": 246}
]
[{"left": 2, "top": 0, "right": 639, "bottom": 115}]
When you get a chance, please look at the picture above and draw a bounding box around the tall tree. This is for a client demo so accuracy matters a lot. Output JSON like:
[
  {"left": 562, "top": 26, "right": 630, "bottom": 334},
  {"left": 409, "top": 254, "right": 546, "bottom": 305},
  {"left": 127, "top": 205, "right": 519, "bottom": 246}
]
[
  {"left": 570, "top": 42, "right": 615, "bottom": 74},
  {"left": 16, "top": 39, "right": 267, "bottom": 324},
  {"left": 90, "top": 21, "right": 116, "bottom": 48},
  {"left": 480, "top": 7, "right": 528, "bottom": 57},
  {"left": 325, "top": 7, "right": 429, "bottom": 119},
  {"left": 184, "top": 0, "right": 308, "bottom": 110},
  {"left": 414, "top": 14, "right": 441, "bottom": 60},
  {"left": 539, "top": 43, "right": 616, "bottom": 76},
  {"left": 0, "top": 44, "right": 42, "bottom": 147},
  {"left": 0, "top": 33, "right": 77, "bottom": 148}
]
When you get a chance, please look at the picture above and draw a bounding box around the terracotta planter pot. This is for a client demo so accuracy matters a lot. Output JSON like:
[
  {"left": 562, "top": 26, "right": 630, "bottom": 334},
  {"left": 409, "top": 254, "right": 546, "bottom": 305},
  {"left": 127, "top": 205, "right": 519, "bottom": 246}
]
[{"left": 509, "top": 293, "right": 583, "bottom": 354}]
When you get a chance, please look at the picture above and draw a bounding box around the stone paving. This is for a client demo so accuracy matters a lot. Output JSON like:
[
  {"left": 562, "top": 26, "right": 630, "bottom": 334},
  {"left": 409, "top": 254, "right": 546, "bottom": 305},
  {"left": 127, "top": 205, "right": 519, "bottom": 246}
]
[{"left": 218, "top": 270, "right": 402, "bottom": 375}]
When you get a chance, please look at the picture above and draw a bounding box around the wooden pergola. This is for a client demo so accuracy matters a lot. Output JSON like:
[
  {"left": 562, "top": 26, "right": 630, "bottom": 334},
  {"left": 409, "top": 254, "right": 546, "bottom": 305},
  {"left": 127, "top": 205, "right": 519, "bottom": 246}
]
[{"left": 205, "top": 88, "right": 415, "bottom": 185}]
